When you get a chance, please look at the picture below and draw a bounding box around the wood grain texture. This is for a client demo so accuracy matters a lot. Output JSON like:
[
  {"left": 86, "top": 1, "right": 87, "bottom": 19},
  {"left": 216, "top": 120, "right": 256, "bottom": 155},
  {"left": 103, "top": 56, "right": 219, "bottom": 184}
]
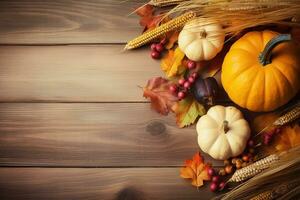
[
  {"left": 0, "top": 103, "right": 224, "bottom": 167},
  {"left": 0, "top": 45, "right": 161, "bottom": 102},
  {"left": 0, "top": 167, "right": 217, "bottom": 200},
  {"left": 0, "top": 0, "right": 143, "bottom": 44}
]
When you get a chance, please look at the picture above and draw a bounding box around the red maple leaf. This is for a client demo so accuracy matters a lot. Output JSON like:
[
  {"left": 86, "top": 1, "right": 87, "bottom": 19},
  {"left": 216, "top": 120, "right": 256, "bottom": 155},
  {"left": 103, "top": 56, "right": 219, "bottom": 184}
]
[
  {"left": 143, "top": 77, "right": 179, "bottom": 115},
  {"left": 135, "top": 4, "right": 163, "bottom": 32}
]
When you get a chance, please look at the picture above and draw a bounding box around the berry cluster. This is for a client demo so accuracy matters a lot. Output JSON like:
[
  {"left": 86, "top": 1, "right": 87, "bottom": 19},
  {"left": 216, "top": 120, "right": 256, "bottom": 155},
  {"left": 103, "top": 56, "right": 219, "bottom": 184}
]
[
  {"left": 219, "top": 139, "right": 257, "bottom": 176},
  {"left": 169, "top": 70, "right": 198, "bottom": 100},
  {"left": 207, "top": 168, "right": 226, "bottom": 192},
  {"left": 150, "top": 38, "right": 167, "bottom": 59}
]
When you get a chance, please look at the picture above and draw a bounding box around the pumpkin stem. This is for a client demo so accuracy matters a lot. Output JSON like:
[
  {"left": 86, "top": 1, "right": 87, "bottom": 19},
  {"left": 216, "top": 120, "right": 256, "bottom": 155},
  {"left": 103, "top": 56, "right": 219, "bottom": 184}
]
[
  {"left": 258, "top": 34, "right": 291, "bottom": 66},
  {"left": 222, "top": 120, "right": 229, "bottom": 133}
]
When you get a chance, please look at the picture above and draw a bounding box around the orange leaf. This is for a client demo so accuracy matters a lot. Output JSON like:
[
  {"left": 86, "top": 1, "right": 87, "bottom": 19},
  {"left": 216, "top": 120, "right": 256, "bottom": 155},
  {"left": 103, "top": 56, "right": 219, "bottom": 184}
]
[
  {"left": 135, "top": 4, "right": 163, "bottom": 32},
  {"left": 271, "top": 124, "right": 300, "bottom": 152},
  {"left": 161, "top": 47, "right": 185, "bottom": 78},
  {"left": 180, "top": 152, "right": 211, "bottom": 188},
  {"left": 143, "top": 77, "right": 178, "bottom": 115},
  {"left": 165, "top": 31, "right": 179, "bottom": 50},
  {"left": 174, "top": 97, "right": 206, "bottom": 128}
]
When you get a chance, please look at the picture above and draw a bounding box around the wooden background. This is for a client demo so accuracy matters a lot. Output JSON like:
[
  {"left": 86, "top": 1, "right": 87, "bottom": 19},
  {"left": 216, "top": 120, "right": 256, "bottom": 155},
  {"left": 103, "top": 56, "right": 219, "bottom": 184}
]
[{"left": 0, "top": 0, "right": 287, "bottom": 199}]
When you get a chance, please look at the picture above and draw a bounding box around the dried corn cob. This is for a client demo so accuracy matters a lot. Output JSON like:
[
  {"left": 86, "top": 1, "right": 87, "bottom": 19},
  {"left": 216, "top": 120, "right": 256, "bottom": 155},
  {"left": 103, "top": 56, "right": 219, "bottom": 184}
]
[
  {"left": 273, "top": 103, "right": 300, "bottom": 126},
  {"left": 255, "top": 102, "right": 300, "bottom": 136},
  {"left": 125, "top": 11, "right": 196, "bottom": 50},
  {"left": 149, "top": 0, "right": 187, "bottom": 7},
  {"left": 229, "top": 154, "right": 279, "bottom": 182},
  {"left": 250, "top": 191, "right": 272, "bottom": 200}
]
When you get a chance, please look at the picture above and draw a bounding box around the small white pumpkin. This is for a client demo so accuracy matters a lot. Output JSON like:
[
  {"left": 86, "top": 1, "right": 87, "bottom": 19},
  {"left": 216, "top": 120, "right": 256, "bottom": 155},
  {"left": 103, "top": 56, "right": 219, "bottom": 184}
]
[
  {"left": 196, "top": 105, "right": 250, "bottom": 160},
  {"left": 178, "top": 19, "right": 225, "bottom": 61}
]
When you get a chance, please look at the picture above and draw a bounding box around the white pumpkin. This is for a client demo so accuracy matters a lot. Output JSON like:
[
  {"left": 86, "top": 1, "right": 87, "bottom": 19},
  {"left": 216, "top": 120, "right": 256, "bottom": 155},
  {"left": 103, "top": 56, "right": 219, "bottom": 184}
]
[
  {"left": 178, "top": 19, "right": 225, "bottom": 61},
  {"left": 196, "top": 105, "right": 250, "bottom": 160}
]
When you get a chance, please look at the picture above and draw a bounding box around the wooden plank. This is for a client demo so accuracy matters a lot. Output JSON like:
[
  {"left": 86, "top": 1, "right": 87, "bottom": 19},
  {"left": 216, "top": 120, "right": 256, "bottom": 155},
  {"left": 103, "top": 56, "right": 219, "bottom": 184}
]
[
  {"left": 0, "top": 0, "right": 143, "bottom": 44},
  {"left": 0, "top": 45, "right": 161, "bottom": 102},
  {"left": 0, "top": 103, "right": 224, "bottom": 167},
  {"left": 0, "top": 167, "right": 216, "bottom": 200}
]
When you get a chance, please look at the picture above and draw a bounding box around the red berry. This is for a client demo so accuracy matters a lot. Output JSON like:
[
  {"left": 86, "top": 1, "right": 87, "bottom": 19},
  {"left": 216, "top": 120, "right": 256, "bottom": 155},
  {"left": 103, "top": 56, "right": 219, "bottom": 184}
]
[
  {"left": 178, "top": 78, "right": 185, "bottom": 86},
  {"left": 151, "top": 50, "right": 160, "bottom": 59},
  {"left": 191, "top": 72, "right": 198, "bottom": 78},
  {"left": 208, "top": 168, "right": 215, "bottom": 176},
  {"left": 150, "top": 43, "right": 157, "bottom": 51},
  {"left": 183, "top": 81, "right": 191, "bottom": 89},
  {"left": 210, "top": 182, "right": 218, "bottom": 192},
  {"left": 212, "top": 176, "right": 220, "bottom": 183},
  {"left": 248, "top": 139, "right": 254, "bottom": 147},
  {"left": 263, "top": 134, "right": 272, "bottom": 145},
  {"left": 169, "top": 84, "right": 177, "bottom": 93},
  {"left": 155, "top": 43, "right": 164, "bottom": 52},
  {"left": 219, "top": 182, "right": 226, "bottom": 190},
  {"left": 242, "top": 155, "right": 250, "bottom": 162},
  {"left": 160, "top": 38, "right": 167, "bottom": 45},
  {"left": 187, "top": 60, "right": 196, "bottom": 69},
  {"left": 177, "top": 91, "right": 186, "bottom": 99},
  {"left": 188, "top": 76, "right": 195, "bottom": 83}
]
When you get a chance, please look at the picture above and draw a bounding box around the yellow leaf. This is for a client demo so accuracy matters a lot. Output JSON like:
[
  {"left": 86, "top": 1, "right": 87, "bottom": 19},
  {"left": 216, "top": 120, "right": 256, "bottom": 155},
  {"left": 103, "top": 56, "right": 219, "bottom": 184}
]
[
  {"left": 174, "top": 97, "right": 206, "bottom": 128},
  {"left": 161, "top": 47, "right": 185, "bottom": 78}
]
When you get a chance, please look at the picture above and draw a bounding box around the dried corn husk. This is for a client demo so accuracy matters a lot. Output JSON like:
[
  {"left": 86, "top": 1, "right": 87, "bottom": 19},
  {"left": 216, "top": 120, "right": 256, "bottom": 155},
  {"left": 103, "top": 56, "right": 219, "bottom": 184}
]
[
  {"left": 273, "top": 103, "right": 300, "bottom": 126},
  {"left": 215, "top": 146, "right": 300, "bottom": 200},
  {"left": 250, "top": 181, "right": 300, "bottom": 200},
  {"left": 228, "top": 154, "right": 279, "bottom": 182},
  {"left": 255, "top": 101, "right": 300, "bottom": 136}
]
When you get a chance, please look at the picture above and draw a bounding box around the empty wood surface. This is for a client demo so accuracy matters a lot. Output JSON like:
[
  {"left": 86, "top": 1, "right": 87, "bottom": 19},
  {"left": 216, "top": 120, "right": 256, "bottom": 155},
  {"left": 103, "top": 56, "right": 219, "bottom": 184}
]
[
  {"left": 0, "top": 168, "right": 216, "bottom": 200},
  {"left": 0, "top": 0, "right": 142, "bottom": 44},
  {"left": 0, "top": 103, "right": 223, "bottom": 167},
  {"left": 0, "top": 45, "right": 161, "bottom": 102}
]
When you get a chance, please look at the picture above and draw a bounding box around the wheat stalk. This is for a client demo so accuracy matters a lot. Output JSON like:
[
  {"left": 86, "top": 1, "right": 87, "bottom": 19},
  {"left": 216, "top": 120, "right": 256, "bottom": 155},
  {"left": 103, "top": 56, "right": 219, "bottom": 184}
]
[
  {"left": 166, "top": 0, "right": 300, "bottom": 36},
  {"left": 149, "top": 0, "right": 187, "bottom": 7}
]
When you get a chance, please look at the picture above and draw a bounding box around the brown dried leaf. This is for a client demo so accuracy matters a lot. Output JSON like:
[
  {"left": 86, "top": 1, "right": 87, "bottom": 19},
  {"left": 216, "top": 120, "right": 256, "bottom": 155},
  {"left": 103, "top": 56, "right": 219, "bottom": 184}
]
[{"left": 143, "top": 77, "right": 178, "bottom": 115}]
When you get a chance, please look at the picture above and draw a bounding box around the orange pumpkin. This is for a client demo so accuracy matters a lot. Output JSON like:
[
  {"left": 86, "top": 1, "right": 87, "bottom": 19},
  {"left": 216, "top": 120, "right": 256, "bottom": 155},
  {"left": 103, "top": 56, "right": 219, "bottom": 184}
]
[{"left": 222, "top": 30, "right": 300, "bottom": 112}]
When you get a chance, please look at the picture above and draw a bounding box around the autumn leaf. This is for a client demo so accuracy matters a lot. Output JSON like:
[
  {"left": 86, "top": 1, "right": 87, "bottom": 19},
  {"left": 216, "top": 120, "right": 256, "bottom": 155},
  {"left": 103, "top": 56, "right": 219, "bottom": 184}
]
[
  {"left": 180, "top": 152, "right": 211, "bottom": 187},
  {"left": 143, "top": 77, "right": 178, "bottom": 115},
  {"left": 135, "top": 4, "right": 163, "bottom": 32},
  {"left": 174, "top": 96, "right": 206, "bottom": 128},
  {"left": 161, "top": 47, "right": 185, "bottom": 78},
  {"left": 268, "top": 124, "right": 300, "bottom": 153},
  {"left": 165, "top": 31, "right": 179, "bottom": 49}
]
